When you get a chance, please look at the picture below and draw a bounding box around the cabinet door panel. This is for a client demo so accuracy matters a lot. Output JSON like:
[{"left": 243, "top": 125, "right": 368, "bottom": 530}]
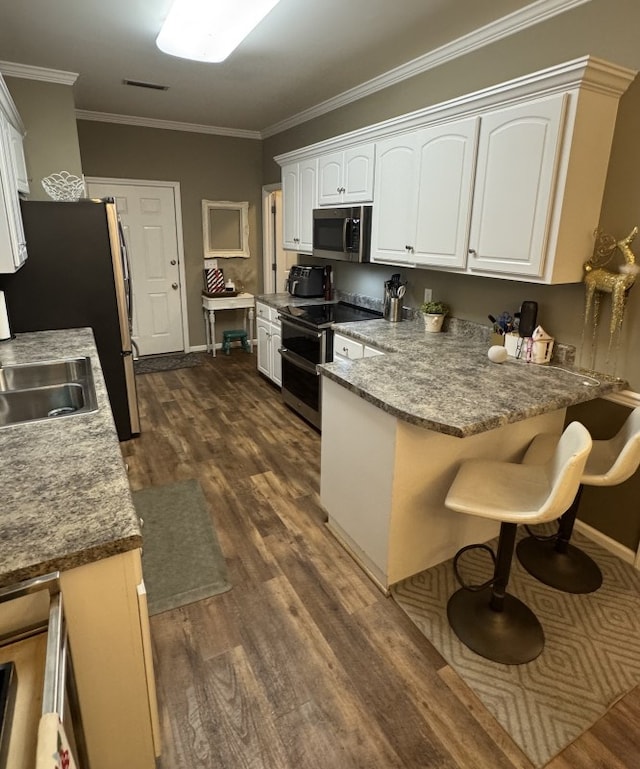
[
  {"left": 413, "top": 118, "right": 478, "bottom": 268},
  {"left": 342, "top": 145, "right": 374, "bottom": 203},
  {"left": 469, "top": 94, "right": 566, "bottom": 277},
  {"left": 318, "top": 153, "right": 343, "bottom": 205},
  {"left": 298, "top": 159, "right": 317, "bottom": 252},
  {"left": 282, "top": 163, "right": 299, "bottom": 250},
  {"left": 256, "top": 320, "right": 271, "bottom": 377},
  {"left": 271, "top": 324, "right": 282, "bottom": 386},
  {"left": 370, "top": 138, "right": 417, "bottom": 264}
]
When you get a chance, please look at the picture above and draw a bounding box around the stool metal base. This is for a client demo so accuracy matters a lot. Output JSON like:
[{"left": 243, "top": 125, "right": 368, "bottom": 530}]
[
  {"left": 516, "top": 536, "right": 603, "bottom": 594},
  {"left": 447, "top": 586, "right": 544, "bottom": 665}
]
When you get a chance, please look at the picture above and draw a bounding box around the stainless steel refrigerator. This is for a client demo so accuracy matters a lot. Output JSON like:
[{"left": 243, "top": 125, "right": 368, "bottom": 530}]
[{"left": 0, "top": 198, "right": 140, "bottom": 440}]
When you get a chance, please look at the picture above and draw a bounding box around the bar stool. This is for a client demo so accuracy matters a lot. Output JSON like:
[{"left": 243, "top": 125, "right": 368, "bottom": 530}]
[
  {"left": 517, "top": 406, "right": 640, "bottom": 594},
  {"left": 445, "top": 421, "right": 592, "bottom": 664}
]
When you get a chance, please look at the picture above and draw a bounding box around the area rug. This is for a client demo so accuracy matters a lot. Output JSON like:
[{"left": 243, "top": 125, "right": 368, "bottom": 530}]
[
  {"left": 132, "top": 479, "right": 231, "bottom": 614},
  {"left": 134, "top": 352, "right": 205, "bottom": 375},
  {"left": 391, "top": 531, "right": 640, "bottom": 768}
]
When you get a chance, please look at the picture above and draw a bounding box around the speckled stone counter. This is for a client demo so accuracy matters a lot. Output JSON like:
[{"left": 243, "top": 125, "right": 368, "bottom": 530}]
[
  {"left": 256, "top": 294, "right": 626, "bottom": 438},
  {"left": 0, "top": 328, "right": 141, "bottom": 589}
]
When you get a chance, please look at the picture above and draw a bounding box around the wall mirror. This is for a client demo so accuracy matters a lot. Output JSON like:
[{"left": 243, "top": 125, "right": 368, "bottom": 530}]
[{"left": 202, "top": 199, "right": 250, "bottom": 258}]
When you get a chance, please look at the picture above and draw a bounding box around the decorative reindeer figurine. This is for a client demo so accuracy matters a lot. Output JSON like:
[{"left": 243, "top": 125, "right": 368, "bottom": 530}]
[{"left": 582, "top": 226, "right": 638, "bottom": 369}]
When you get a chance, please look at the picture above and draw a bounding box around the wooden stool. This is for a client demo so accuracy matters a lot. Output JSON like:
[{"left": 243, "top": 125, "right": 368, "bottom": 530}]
[
  {"left": 444, "top": 421, "right": 592, "bottom": 664},
  {"left": 222, "top": 329, "right": 250, "bottom": 355}
]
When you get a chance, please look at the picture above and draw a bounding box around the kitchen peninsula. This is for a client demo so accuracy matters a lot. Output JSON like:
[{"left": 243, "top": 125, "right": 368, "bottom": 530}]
[
  {"left": 0, "top": 329, "right": 158, "bottom": 769},
  {"left": 318, "top": 317, "right": 626, "bottom": 591}
]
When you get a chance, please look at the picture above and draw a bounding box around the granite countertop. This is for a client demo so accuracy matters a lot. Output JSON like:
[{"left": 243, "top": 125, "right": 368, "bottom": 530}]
[
  {"left": 256, "top": 294, "right": 627, "bottom": 438},
  {"left": 0, "top": 328, "right": 141, "bottom": 589}
]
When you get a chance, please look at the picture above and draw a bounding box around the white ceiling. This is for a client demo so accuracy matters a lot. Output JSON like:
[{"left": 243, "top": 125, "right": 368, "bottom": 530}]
[{"left": 0, "top": 0, "right": 567, "bottom": 137}]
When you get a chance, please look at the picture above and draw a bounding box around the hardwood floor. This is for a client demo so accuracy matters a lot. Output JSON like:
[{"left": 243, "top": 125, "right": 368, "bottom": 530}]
[{"left": 122, "top": 353, "right": 640, "bottom": 769}]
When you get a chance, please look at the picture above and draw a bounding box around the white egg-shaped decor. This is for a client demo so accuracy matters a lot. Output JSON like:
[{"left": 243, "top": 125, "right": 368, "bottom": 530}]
[{"left": 488, "top": 345, "right": 508, "bottom": 363}]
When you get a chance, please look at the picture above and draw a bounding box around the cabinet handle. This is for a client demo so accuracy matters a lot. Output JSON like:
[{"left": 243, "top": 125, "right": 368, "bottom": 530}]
[
  {"left": 468, "top": 248, "right": 477, "bottom": 255},
  {"left": 405, "top": 245, "right": 414, "bottom": 253},
  {"left": 172, "top": 282, "right": 178, "bottom": 289}
]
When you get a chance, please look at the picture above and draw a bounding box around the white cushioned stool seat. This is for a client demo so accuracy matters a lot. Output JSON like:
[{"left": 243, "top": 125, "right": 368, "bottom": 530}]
[
  {"left": 517, "top": 406, "right": 640, "bottom": 593},
  {"left": 444, "top": 421, "right": 592, "bottom": 664}
]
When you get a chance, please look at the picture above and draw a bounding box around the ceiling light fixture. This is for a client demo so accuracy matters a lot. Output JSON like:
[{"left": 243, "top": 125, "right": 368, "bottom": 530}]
[{"left": 156, "top": 0, "right": 282, "bottom": 63}]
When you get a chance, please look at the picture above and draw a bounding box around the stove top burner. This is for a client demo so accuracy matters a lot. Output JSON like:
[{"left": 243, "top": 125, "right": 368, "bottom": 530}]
[{"left": 281, "top": 302, "right": 382, "bottom": 328}]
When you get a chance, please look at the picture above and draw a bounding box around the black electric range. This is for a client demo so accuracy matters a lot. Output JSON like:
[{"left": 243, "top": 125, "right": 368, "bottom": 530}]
[
  {"left": 278, "top": 302, "right": 382, "bottom": 430},
  {"left": 279, "top": 301, "right": 382, "bottom": 330}
]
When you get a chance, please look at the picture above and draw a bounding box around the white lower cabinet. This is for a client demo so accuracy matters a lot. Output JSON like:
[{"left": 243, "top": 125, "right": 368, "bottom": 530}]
[
  {"left": 256, "top": 302, "right": 282, "bottom": 386},
  {"left": 334, "top": 332, "right": 384, "bottom": 361}
]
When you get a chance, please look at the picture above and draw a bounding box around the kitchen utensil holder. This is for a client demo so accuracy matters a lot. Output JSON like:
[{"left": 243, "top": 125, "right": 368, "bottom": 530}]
[{"left": 384, "top": 297, "right": 401, "bottom": 322}]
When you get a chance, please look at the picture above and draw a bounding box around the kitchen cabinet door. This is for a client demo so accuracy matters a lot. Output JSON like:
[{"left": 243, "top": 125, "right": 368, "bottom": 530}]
[
  {"left": 371, "top": 120, "right": 477, "bottom": 269},
  {"left": 256, "top": 302, "right": 282, "bottom": 385},
  {"left": 467, "top": 94, "right": 566, "bottom": 277},
  {"left": 7, "top": 122, "right": 28, "bottom": 194},
  {"left": 0, "top": 114, "right": 27, "bottom": 273},
  {"left": 281, "top": 159, "right": 317, "bottom": 252},
  {"left": 317, "top": 144, "right": 374, "bottom": 206},
  {"left": 412, "top": 118, "right": 478, "bottom": 268},
  {"left": 370, "top": 134, "right": 418, "bottom": 266}
]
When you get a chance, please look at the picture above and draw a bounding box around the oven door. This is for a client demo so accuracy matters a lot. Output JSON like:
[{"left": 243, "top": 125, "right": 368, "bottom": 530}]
[{"left": 279, "top": 317, "right": 327, "bottom": 429}]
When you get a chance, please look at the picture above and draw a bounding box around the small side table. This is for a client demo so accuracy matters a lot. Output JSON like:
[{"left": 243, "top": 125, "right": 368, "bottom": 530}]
[{"left": 202, "top": 292, "right": 255, "bottom": 357}]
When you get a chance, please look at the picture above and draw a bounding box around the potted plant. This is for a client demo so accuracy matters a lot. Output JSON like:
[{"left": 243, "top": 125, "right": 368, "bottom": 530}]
[{"left": 420, "top": 300, "right": 449, "bottom": 333}]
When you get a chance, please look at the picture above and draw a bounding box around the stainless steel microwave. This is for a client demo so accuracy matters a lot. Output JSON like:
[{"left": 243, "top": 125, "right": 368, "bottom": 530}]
[{"left": 312, "top": 205, "right": 372, "bottom": 262}]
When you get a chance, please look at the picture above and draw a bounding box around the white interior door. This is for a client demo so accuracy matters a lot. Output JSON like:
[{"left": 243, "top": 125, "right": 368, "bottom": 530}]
[
  {"left": 262, "top": 187, "right": 297, "bottom": 293},
  {"left": 87, "top": 180, "right": 185, "bottom": 356}
]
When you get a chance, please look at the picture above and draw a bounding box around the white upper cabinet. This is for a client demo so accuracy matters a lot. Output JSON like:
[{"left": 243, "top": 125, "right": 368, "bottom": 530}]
[
  {"left": 276, "top": 56, "right": 635, "bottom": 284},
  {"left": 467, "top": 94, "right": 565, "bottom": 278},
  {"left": 0, "top": 75, "right": 28, "bottom": 273},
  {"left": 282, "top": 158, "right": 317, "bottom": 252},
  {"left": 317, "top": 144, "right": 375, "bottom": 206},
  {"left": 282, "top": 159, "right": 318, "bottom": 254},
  {"left": 371, "top": 117, "right": 478, "bottom": 269}
]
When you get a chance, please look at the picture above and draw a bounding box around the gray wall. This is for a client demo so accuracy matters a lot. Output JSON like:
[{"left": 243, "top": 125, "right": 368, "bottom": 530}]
[
  {"left": 77, "top": 121, "right": 263, "bottom": 348},
  {"left": 5, "top": 76, "right": 83, "bottom": 198}
]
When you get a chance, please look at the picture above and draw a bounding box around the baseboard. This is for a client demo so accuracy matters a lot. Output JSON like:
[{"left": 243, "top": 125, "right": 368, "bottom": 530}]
[{"left": 574, "top": 519, "right": 637, "bottom": 566}]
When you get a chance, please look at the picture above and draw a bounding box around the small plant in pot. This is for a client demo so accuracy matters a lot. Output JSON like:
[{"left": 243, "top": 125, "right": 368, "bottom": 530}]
[{"left": 420, "top": 300, "right": 449, "bottom": 333}]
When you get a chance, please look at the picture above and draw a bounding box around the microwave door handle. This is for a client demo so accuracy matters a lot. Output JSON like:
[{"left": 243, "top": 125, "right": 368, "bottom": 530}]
[{"left": 343, "top": 218, "right": 350, "bottom": 252}]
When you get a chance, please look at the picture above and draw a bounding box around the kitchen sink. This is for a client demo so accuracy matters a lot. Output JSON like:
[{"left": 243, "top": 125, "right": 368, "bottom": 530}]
[
  {"left": 0, "top": 357, "right": 92, "bottom": 391},
  {"left": 0, "top": 357, "right": 98, "bottom": 428}
]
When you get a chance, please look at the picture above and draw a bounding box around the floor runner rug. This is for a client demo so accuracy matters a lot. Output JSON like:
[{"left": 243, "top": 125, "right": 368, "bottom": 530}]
[
  {"left": 391, "top": 531, "right": 640, "bottom": 767},
  {"left": 132, "top": 479, "right": 231, "bottom": 614},
  {"left": 134, "top": 352, "right": 205, "bottom": 374}
]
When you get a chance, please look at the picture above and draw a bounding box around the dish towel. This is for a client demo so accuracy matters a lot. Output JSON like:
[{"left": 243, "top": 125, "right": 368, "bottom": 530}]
[{"left": 36, "top": 713, "right": 78, "bottom": 769}]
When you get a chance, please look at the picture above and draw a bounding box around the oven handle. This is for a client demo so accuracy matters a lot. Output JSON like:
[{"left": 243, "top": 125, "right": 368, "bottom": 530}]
[{"left": 279, "top": 347, "right": 320, "bottom": 376}]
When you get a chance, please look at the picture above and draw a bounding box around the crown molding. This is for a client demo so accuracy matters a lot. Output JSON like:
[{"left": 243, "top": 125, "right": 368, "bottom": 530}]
[
  {"left": 262, "top": 0, "right": 592, "bottom": 138},
  {"left": 0, "top": 60, "right": 78, "bottom": 85},
  {"left": 274, "top": 55, "right": 636, "bottom": 165},
  {"left": 75, "top": 110, "right": 261, "bottom": 140}
]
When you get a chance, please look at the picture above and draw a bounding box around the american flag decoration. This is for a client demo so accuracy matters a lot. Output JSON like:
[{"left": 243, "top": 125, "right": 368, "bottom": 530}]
[{"left": 204, "top": 268, "right": 225, "bottom": 293}]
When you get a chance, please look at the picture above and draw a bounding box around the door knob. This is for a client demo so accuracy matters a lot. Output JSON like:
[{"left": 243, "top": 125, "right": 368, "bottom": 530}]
[
  {"left": 170, "top": 259, "right": 177, "bottom": 265},
  {"left": 172, "top": 282, "right": 178, "bottom": 289}
]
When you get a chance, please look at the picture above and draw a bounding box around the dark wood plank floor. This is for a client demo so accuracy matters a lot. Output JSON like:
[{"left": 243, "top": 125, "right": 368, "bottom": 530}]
[{"left": 122, "top": 352, "right": 640, "bottom": 769}]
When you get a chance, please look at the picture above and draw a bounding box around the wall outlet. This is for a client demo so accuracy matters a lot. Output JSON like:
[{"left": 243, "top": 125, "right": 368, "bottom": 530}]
[{"left": 423, "top": 288, "right": 432, "bottom": 303}]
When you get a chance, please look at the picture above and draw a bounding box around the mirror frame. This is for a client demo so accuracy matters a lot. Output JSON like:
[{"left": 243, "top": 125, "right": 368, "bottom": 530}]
[{"left": 202, "top": 199, "right": 250, "bottom": 259}]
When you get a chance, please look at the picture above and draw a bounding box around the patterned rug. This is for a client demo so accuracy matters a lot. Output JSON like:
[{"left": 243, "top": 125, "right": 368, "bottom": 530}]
[
  {"left": 391, "top": 530, "right": 640, "bottom": 767},
  {"left": 134, "top": 352, "right": 205, "bottom": 374}
]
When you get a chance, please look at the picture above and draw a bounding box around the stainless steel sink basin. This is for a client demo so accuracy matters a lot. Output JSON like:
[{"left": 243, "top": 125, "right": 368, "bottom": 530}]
[
  {"left": 0, "top": 357, "right": 92, "bottom": 391},
  {"left": 0, "top": 357, "right": 98, "bottom": 428}
]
